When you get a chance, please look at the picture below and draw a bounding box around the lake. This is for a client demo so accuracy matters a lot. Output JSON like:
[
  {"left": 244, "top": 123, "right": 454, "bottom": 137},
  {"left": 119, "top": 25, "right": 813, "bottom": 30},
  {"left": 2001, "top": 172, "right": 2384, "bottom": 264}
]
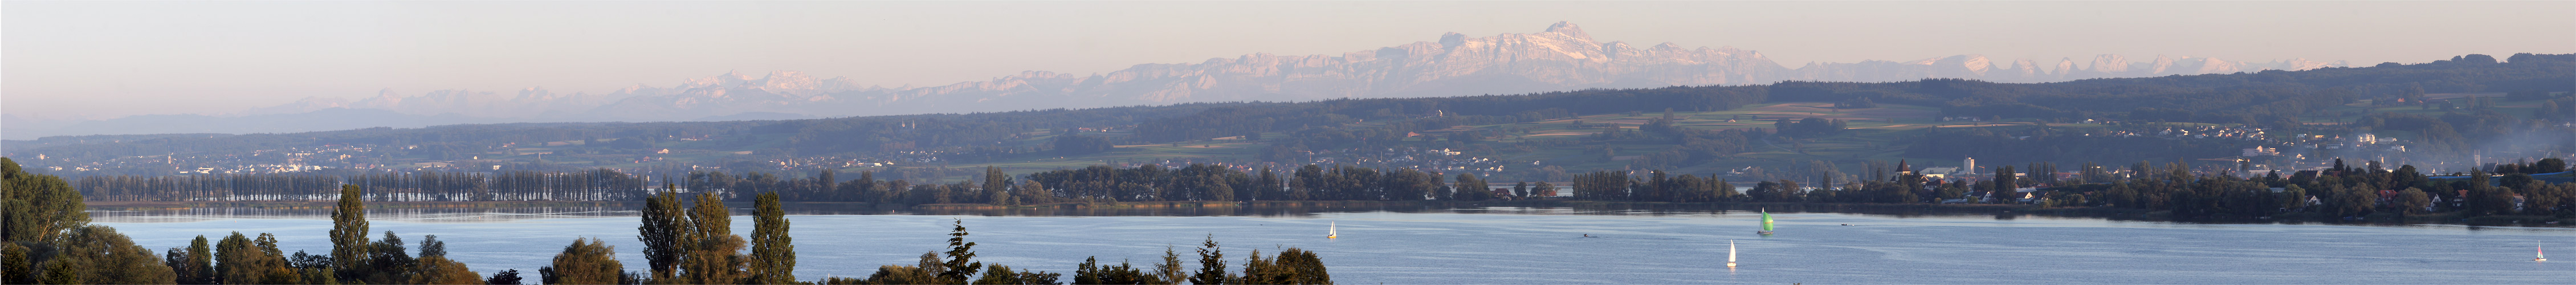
[{"left": 93, "top": 207, "right": 2574, "bottom": 284}]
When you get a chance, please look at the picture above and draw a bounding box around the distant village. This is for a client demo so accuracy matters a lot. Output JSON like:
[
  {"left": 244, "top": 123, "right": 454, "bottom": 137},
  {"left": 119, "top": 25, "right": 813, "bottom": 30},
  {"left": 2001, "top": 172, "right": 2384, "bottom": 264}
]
[{"left": 10, "top": 117, "right": 2567, "bottom": 201}]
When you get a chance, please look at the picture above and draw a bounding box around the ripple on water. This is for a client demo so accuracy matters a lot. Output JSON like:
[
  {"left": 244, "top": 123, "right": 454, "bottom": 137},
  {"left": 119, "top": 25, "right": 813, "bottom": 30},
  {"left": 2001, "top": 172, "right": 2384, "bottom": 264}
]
[{"left": 91, "top": 210, "right": 2576, "bottom": 284}]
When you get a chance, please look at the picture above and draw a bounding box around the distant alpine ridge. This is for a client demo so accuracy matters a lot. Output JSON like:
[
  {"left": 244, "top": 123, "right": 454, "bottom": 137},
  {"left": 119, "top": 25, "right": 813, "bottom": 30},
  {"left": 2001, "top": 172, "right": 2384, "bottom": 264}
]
[{"left": 14, "top": 22, "right": 2347, "bottom": 139}]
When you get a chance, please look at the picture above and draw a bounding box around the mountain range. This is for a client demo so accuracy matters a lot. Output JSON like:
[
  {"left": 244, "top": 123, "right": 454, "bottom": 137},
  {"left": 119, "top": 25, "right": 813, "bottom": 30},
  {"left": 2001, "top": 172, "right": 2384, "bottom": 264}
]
[{"left": 6, "top": 22, "right": 2350, "bottom": 140}]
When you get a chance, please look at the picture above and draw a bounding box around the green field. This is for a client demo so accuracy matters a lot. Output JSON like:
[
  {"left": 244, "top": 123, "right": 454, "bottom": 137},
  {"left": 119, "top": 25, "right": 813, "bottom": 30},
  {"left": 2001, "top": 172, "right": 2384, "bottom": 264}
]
[
  {"left": 481, "top": 94, "right": 2563, "bottom": 182},
  {"left": 785, "top": 102, "right": 2109, "bottom": 181}
]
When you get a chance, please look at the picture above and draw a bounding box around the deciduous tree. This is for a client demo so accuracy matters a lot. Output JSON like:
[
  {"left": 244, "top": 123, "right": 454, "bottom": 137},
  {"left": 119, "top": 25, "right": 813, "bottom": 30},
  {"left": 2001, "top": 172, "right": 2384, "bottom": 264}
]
[
  {"left": 329, "top": 184, "right": 371, "bottom": 282},
  {"left": 540, "top": 238, "right": 622, "bottom": 285},
  {"left": 749, "top": 192, "right": 796, "bottom": 284}
]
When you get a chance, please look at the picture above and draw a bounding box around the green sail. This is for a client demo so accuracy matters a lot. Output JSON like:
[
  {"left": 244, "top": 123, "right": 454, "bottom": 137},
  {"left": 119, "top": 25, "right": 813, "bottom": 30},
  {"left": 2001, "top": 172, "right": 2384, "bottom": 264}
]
[{"left": 1760, "top": 210, "right": 1774, "bottom": 231}]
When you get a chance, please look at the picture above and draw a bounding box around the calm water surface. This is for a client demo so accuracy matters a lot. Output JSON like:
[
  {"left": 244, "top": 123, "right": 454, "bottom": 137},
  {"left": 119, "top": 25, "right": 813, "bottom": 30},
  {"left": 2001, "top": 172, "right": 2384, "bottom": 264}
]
[{"left": 93, "top": 207, "right": 2574, "bottom": 284}]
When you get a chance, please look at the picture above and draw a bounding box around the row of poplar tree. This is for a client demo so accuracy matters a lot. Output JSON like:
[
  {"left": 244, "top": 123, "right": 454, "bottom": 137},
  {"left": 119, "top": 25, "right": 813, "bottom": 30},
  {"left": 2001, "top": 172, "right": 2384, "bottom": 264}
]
[
  {"left": 74, "top": 162, "right": 1558, "bottom": 205},
  {"left": 723, "top": 164, "right": 1550, "bottom": 206},
  {"left": 72, "top": 169, "right": 651, "bottom": 202}
]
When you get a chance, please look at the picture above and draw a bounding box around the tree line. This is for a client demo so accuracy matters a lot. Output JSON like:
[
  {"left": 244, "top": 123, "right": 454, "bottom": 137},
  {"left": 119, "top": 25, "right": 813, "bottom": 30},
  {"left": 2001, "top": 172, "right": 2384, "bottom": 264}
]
[
  {"left": 739, "top": 163, "right": 1542, "bottom": 205},
  {"left": 659, "top": 157, "right": 2576, "bottom": 221},
  {"left": 72, "top": 169, "right": 650, "bottom": 202},
  {"left": 18, "top": 54, "right": 2569, "bottom": 178},
  {"left": 69, "top": 161, "right": 1562, "bottom": 205},
  {"left": 540, "top": 182, "right": 1337, "bottom": 284},
  {"left": 4, "top": 157, "right": 1334, "bottom": 284},
  {"left": 1566, "top": 157, "right": 2576, "bottom": 221},
  {"left": 1902, "top": 126, "right": 2248, "bottom": 167},
  {"left": 49, "top": 152, "right": 2576, "bottom": 225}
]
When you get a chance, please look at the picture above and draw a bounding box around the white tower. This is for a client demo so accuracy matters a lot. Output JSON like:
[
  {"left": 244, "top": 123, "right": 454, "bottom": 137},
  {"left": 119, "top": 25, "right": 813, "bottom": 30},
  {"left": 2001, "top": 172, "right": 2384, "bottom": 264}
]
[{"left": 1963, "top": 157, "right": 1978, "bottom": 175}]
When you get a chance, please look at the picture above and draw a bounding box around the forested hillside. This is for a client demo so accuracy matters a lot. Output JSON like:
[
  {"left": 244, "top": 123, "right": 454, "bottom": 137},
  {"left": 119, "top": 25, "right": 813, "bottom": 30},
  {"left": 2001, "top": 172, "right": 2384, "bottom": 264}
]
[{"left": 6, "top": 53, "right": 2570, "bottom": 185}]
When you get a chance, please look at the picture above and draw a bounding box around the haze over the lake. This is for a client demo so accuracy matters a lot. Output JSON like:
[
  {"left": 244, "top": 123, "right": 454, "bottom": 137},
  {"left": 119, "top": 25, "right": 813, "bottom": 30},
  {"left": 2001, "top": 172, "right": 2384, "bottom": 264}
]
[
  {"left": 7, "top": 2, "right": 2576, "bottom": 283},
  {"left": 5, "top": 1, "right": 2576, "bottom": 121},
  {"left": 6, "top": 1, "right": 2571, "bottom": 120}
]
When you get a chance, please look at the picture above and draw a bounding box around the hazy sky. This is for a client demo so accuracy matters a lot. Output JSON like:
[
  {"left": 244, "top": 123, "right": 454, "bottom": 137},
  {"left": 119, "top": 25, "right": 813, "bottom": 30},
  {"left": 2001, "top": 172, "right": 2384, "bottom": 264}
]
[{"left": 7, "top": 1, "right": 2571, "bottom": 119}]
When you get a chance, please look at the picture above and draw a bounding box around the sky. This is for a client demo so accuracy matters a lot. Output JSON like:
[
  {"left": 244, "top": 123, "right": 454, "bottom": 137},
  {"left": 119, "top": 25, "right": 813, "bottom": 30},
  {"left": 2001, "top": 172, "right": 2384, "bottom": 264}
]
[{"left": 6, "top": 1, "right": 2573, "bottom": 120}]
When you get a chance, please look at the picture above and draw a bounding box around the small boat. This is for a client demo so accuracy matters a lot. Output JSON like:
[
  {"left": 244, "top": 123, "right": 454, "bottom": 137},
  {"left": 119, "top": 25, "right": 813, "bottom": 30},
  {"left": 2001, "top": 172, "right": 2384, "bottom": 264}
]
[
  {"left": 2538, "top": 241, "right": 2549, "bottom": 262},
  {"left": 1756, "top": 209, "right": 1776, "bottom": 235},
  {"left": 1726, "top": 239, "right": 1738, "bottom": 267},
  {"left": 1327, "top": 221, "right": 1338, "bottom": 239}
]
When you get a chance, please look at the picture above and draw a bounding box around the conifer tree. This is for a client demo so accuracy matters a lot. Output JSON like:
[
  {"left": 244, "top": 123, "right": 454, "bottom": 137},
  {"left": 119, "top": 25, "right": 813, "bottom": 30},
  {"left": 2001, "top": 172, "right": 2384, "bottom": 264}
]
[
  {"left": 37, "top": 257, "right": 79, "bottom": 284},
  {"left": 3, "top": 243, "right": 32, "bottom": 284},
  {"left": 1238, "top": 249, "right": 1273, "bottom": 284},
  {"left": 484, "top": 268, "right": 524, "bottom": 285},
  {"left": 1152, "top": 246, "right": 1184, "bottom": 284},
  {"left": 938, "top": 219, "right": 982, "bottom": 283},
  {"left": 1191, "top": 234, "right": 1232, "bottom": 284},
  {"left": 1073, "top": 256, "right": 1102, "bottom": 284}
]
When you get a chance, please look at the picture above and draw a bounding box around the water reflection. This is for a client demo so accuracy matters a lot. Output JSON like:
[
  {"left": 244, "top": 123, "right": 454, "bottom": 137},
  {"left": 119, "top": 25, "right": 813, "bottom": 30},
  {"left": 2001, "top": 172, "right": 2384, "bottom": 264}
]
[
  {"left": 91, "top": 201, "right": 2052, "bottom": 223},
  {"left": 91, "top": 206, "right": 641, "bottom": 223},
  {"left": 93, "top": 201, "right": 2551, "bottom": 230},
  {"left": 91, "top": 209, "right": 2576, "bottom": 284}
]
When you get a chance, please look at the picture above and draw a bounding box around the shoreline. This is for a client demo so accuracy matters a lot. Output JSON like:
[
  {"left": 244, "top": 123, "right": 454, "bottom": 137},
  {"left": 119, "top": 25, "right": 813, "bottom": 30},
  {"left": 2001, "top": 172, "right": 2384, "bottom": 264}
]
[
  {"left": 85, "top": 200, "right": 642, "bottom": 210},
  {"left": 85, "top": 199, "right": 2571, "bottom": 227}
]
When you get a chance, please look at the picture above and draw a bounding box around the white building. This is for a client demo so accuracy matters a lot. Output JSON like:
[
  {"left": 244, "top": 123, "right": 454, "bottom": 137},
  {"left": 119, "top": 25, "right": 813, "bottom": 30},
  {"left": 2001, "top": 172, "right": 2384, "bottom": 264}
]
[{"left": 2242, "top": 146, "right": 2279, "bottom": 157}]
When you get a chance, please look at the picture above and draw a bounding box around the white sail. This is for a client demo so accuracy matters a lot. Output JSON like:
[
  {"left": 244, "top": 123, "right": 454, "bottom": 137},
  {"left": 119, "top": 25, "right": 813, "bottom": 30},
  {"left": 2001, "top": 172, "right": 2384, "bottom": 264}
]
[
  {"left": 1726, "top": 239, "right": 1739, "bottom": 267},
  {"left": 1327, "top": 221, "right": 1338, "bottom": 238}
]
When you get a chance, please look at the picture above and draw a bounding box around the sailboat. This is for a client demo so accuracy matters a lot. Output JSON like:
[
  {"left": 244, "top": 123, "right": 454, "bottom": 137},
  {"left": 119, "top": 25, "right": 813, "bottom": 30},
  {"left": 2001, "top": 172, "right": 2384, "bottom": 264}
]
[
  {"left": 1327, "top": 221, "right": 1338, "bottom": 239},
  {"left": 1757, "top": 209, "right": 1776, "bottom": 235},
  {"left": 1726, "top": 239, "right": 1738, "bottom": 267},
  {"left": 2538, "top": 241, "right": 2549, "bottom": 262}
]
